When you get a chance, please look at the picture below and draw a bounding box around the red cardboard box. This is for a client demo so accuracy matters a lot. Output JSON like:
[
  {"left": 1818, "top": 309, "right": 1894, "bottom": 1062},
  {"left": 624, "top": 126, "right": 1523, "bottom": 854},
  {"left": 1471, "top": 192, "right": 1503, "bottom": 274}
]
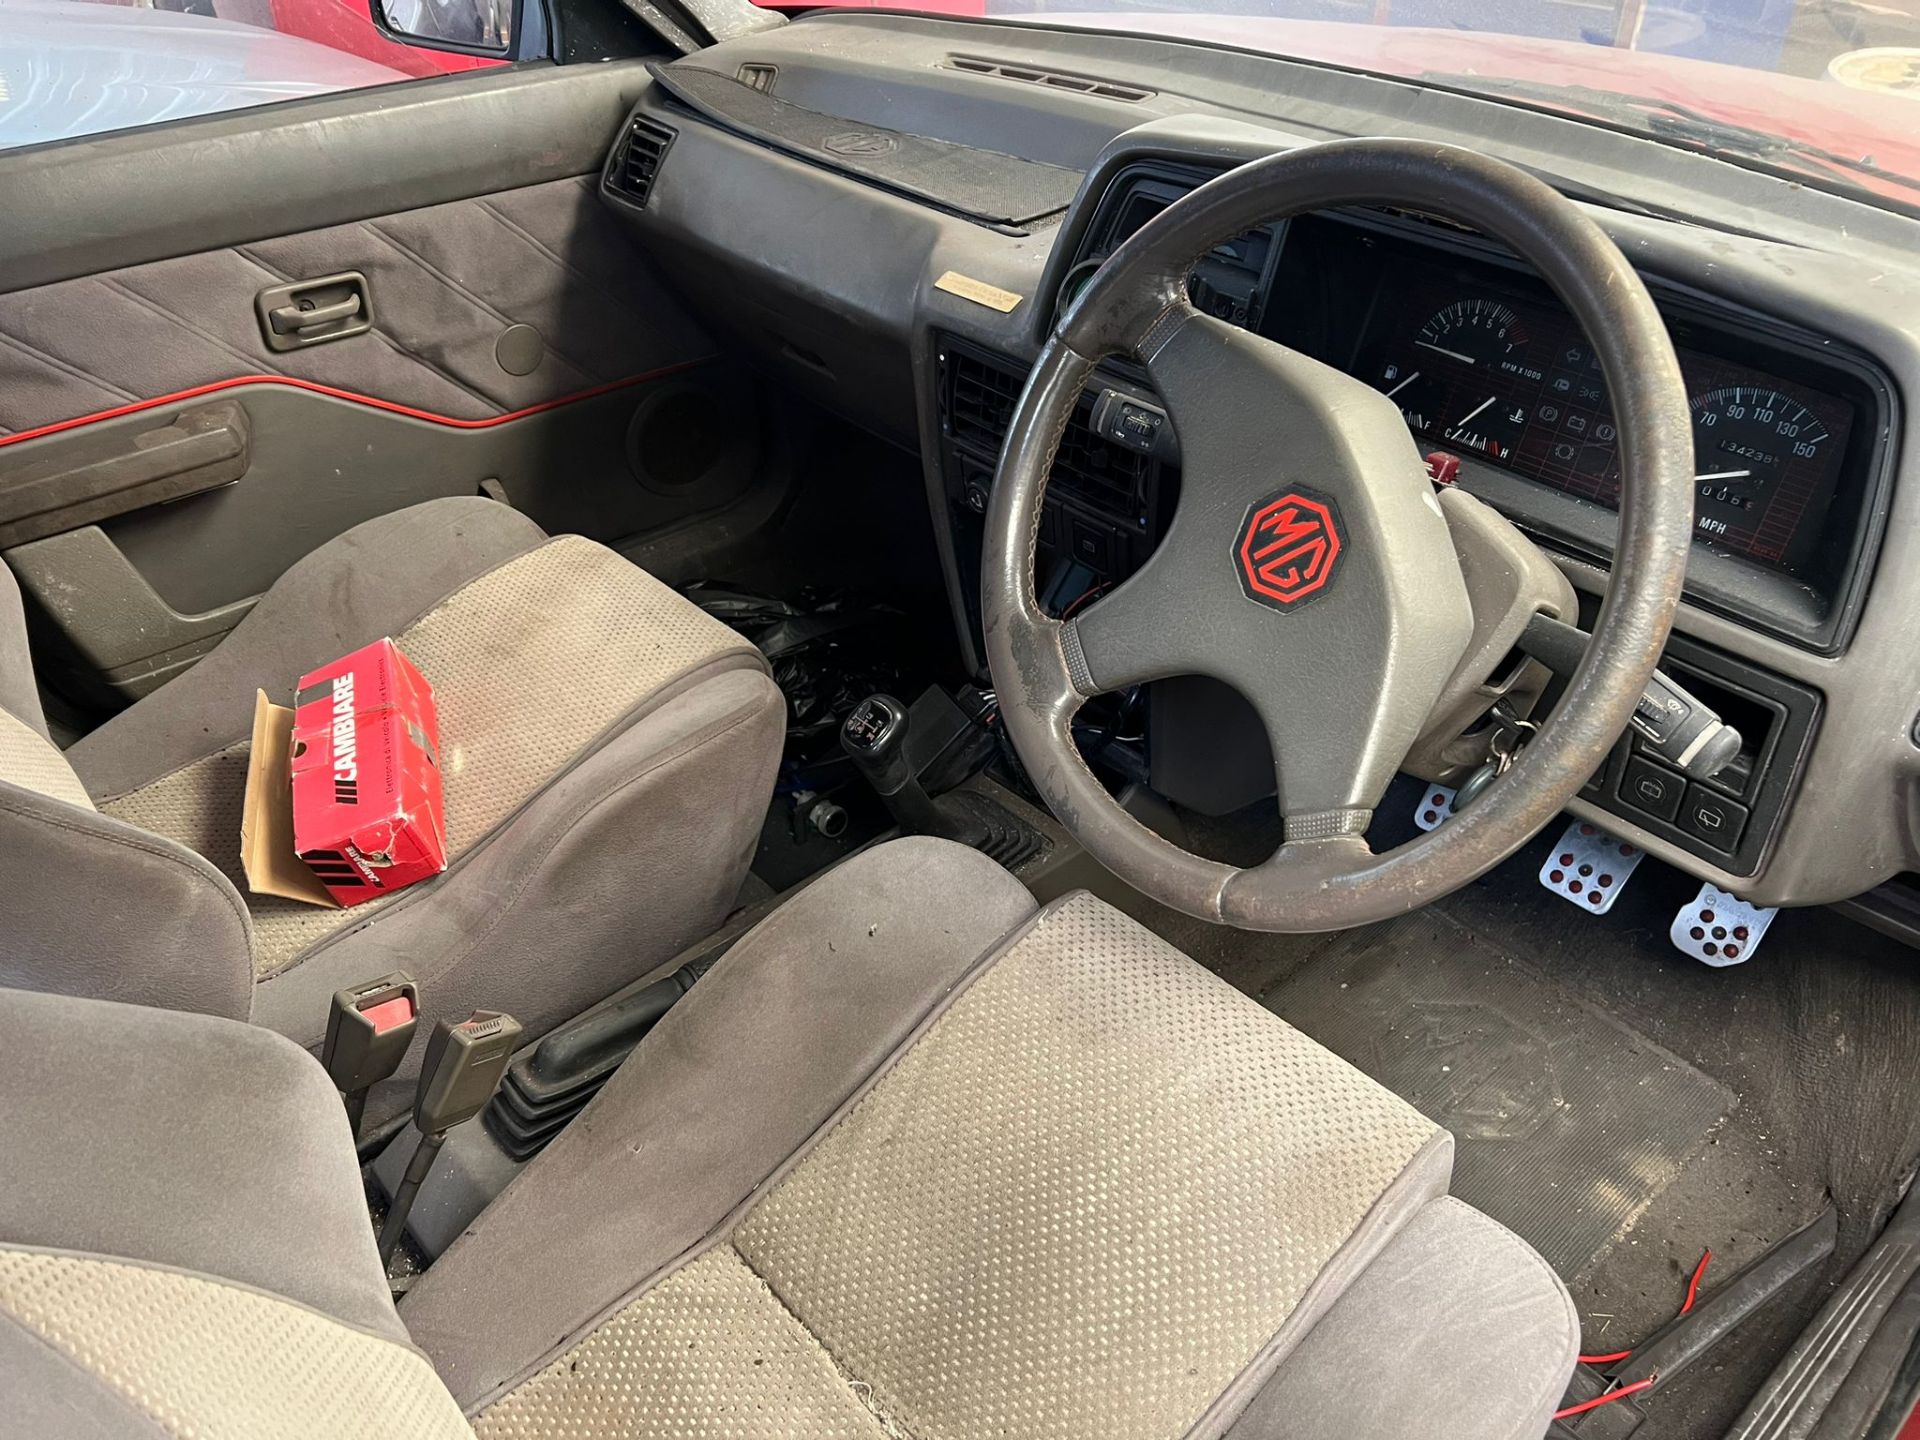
[{"left": 281, "top": 639, "right": 447, "bottom": 907}]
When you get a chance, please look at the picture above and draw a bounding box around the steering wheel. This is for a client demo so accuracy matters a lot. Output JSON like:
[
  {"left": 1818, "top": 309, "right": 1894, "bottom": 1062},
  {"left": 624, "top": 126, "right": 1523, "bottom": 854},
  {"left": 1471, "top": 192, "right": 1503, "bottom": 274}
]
[{"left": 981, "top": 139, "right": 1695, "bottom": 931}]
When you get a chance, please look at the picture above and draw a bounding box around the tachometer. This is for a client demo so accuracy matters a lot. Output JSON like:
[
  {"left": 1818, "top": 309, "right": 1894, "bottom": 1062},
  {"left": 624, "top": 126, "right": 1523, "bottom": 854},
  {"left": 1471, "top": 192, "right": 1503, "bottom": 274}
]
[
  {"left": 1690, "top": 385, "right": 1830, "bottom": 518},
  {"left": 1416, "top": 299, "right": 1532, "bottom": 371}
]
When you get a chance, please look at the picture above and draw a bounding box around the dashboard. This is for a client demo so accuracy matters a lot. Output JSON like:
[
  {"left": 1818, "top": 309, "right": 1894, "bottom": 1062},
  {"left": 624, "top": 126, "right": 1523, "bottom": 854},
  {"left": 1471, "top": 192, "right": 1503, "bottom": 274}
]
[{"left": 601, "top": 13, "right": 1920, "bottom": 916}]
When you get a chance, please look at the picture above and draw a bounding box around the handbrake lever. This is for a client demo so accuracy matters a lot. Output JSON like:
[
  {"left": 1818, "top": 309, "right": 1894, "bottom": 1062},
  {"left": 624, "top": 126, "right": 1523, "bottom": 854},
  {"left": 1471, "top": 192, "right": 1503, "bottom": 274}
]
[{"left": 1517, "top": 614, "right": 1742, "bottom": 781}]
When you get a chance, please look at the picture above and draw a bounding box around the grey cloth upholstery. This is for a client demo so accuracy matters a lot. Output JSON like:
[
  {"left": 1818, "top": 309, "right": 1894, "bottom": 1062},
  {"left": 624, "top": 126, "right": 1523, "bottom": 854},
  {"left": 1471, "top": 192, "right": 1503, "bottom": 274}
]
[
  {"left": 0, "top": 989, "right": 471, "bottom": 1439},
  {"left": 0, "top": 842, "right": 1576, "bottom": 1438},
  {"left": 0, "top": 707, "right": 92, "bottom": 809},
  {"left": 1227, "top": 1196, "right": 1580, "bottom": 1440},
  {"left": 2, "top": 499, "right": 785, "bottom": 1122},
  {"left": 70, "top": 495, "right": 546, "bottom": 800},
  {"left": 254, "top": 663, "right": 787, "bottom": 1118},
  {"left": 0, "top": 781, "right": 254, "bottom": 1021},
  {"left": 403, "top": 835, "right": 1042, "bottom": 1405},
  {"left": 0, "top": 988, "right": 402, "bottom": 1339},
  {"left": 0, "top": 176, "right": 714, "bottom": 438},
  {"left": 0, "top": 560, "right": 47, "bottom": 736},
  {"left": 407, "top": 839, "right": 1568, "bottom": 1440},
  {"left": 0, "top": 1314, "right": 151, "bottom": 1440}
]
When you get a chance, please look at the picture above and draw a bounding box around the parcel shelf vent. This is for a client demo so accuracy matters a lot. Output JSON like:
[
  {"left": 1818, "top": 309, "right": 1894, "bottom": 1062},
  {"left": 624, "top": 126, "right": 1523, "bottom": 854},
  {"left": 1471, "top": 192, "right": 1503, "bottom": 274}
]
[
  {"left": 943, "top": 349, "right": 1152, "bottom": 518},
  {"left": 614, "top": 118, "right": 677, "bottom": 206},
  {"left": 944, "top": 55, "right": 1154, "bottom": 103}
]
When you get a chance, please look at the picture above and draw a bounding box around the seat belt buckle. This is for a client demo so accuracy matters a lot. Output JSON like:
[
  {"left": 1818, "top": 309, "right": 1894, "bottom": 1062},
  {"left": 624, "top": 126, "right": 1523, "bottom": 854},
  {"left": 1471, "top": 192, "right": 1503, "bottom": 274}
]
[
  {"left": 379, "top": 1009, "right": 523, "bottom": 1273},
  {"left": 321, "top": 973, "right": 419, "bottom": 1138},
  {"left": 414, "top": 1010, "right": 524, "bottom": 1137}
]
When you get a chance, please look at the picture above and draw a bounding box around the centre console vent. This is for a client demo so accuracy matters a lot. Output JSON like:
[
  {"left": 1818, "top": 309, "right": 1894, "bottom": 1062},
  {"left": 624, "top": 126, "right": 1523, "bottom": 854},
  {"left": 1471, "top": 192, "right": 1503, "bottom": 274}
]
[
  {"left": 941, "top": 346, "right": 1153, "bottom": 523},
  {"left": 944, "top": 55, "right": 1154, "bottom": 103},
  {"left": 946, "top": 346, "right": 1023, "bottom": 452},
  {"left": 608, "top": 116, "right": 676, "bottom": 207},
  {"left": 1054, "top": 400, "right": 1151, "bottom": 516}
]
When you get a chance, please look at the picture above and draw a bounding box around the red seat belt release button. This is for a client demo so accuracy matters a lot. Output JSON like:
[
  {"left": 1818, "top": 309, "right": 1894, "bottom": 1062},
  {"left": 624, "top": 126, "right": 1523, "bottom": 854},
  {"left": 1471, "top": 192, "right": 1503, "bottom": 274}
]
[{"left": 362, "top": 993, "right": 416, "bottom": 1035}]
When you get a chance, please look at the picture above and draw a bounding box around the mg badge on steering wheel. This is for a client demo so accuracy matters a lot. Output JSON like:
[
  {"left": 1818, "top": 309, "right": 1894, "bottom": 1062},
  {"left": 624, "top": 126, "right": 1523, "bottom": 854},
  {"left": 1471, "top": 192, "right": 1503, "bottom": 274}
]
[{"left": 1235, "top": 488, "right": 1345, "bottom": 610}]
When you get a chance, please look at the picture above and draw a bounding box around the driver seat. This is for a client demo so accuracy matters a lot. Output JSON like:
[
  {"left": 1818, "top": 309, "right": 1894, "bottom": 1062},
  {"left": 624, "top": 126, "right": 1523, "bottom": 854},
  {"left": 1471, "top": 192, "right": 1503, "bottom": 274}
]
[{"left": 0, "top": 839, "right": 1578, "bottom": 1439}]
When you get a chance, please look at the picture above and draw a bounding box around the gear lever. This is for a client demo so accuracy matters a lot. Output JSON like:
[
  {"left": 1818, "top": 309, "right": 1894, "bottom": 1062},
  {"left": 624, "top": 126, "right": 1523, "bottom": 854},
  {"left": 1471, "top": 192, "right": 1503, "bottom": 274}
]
[{"left": 840, "top": 695, "right": 980, "bottom": 843}]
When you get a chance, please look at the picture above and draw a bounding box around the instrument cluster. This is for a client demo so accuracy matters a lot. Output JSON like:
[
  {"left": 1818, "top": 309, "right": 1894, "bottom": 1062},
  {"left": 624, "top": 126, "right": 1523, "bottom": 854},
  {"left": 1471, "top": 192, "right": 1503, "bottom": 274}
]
[
  {"left": 1057, "top": 172, "right": 1890, "bottom": 645},
  {"left": 1353, "top": 260, "right": 1856, "bottom": 577}
]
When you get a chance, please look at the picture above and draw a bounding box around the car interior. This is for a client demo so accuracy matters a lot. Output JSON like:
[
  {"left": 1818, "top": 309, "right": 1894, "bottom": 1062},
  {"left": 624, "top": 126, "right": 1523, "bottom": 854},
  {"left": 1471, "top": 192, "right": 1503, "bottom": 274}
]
[{"left": 5, "top": 0, "right": 1920, "bottom": 1436}]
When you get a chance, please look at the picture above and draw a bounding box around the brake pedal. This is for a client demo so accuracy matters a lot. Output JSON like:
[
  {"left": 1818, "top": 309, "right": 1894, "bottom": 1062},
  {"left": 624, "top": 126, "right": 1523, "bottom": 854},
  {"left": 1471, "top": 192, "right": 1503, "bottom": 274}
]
[
  {"left": 1413, "top": 784, "right": 1457, "bottom": 831},
  {"left": 1538, "top": 820, "right": 1644, "bottom": 914},
  {"left": 1671, "top": 883, "right": 1776, "bottom": 966}
]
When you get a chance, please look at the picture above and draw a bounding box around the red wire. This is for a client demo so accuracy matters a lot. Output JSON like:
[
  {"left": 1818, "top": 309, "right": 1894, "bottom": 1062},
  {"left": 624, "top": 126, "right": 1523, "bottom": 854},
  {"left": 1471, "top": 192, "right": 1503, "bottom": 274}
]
[
  {"left": 1574, "top": 1250, "right": 1712, "bottom": 1368},
  {"left": 1554, "top": 1378, "right": 1657, "bottom": 1421},
  {"left": 1680, "top": 1250, "right": 1713, "bottom": 1315}
]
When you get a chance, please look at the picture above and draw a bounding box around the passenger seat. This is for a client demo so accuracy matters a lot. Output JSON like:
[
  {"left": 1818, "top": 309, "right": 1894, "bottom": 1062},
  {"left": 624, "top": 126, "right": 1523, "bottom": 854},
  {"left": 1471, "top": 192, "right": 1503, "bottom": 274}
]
[{"left": 0, "top": 498, "right": 785, "bottom": 1126}]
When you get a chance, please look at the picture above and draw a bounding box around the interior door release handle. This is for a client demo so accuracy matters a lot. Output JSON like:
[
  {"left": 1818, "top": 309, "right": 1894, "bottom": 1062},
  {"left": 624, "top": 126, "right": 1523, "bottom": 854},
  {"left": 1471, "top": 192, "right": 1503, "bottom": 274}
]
[
  {"left": 254, "top": 272, "right": 373, "bottom": 351},
  {"left": 267, "top": 292, "right": 361, "bottom": 335}
]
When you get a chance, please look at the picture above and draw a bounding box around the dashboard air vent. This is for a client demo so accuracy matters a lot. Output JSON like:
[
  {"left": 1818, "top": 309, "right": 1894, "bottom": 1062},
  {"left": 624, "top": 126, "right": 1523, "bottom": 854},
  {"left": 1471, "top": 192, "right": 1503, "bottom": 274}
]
[
  {"left": 946, "top": 347, "right": 1023, "bottom": 452},
  {"left": 1053, "top": 403, "right": 1151, "bottom": 515},
  {"left": 944, "top": 55, "right": 1154, "bottom": 103},
  {"left": 944, "top": 348, "right": 1152, "bottom": 520},
  {"left": 612, "top": 117, "right": 676, "bottom": 207},
  {"left": 737, "top": 62, "right": 777, "bottom": 92}
]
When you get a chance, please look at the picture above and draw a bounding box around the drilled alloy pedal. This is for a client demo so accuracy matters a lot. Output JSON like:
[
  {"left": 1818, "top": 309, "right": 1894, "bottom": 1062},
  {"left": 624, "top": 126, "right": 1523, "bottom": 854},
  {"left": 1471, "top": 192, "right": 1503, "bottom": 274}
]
[
  {"left": 1670, "top": 883, "right": 1776, "bottom": 966},
  {"left": 1538, "top": 820, "right": 1644, "bottom": 914},
  {"left": 1413, "top": 783, "right": 1458, "bottom": 831}
]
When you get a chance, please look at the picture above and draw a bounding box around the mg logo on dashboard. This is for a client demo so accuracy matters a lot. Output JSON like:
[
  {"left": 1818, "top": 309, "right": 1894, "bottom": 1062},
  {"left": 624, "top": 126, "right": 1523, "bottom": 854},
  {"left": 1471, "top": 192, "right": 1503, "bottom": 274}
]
[
  {"left": 1235, "top": 489, "right": 1344, "bottom": 610},
  {"left": 823, "top": 131, "right": 898, "bottom": 157}
]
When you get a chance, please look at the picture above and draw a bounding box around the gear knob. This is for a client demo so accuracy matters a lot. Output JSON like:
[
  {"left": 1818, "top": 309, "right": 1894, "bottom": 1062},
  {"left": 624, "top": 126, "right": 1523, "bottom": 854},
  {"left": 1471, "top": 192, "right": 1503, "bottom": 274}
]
[
  {"left": 841, "top": 695, "right": 915, "bottom": 796},
  {"left": 841, "top": 693, "right": 977, "bottom": 840}
]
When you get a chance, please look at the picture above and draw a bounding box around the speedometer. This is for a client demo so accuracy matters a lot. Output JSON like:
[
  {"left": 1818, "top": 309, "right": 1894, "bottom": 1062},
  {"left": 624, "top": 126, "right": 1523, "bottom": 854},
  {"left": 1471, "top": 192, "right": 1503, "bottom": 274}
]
[{"left": 1690, "top": 385, "right": 1831, "bottom": 522}]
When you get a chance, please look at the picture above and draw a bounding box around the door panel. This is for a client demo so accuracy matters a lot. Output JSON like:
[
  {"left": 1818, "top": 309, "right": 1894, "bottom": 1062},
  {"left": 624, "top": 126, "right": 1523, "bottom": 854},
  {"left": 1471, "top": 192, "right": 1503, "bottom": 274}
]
[
  {"left": 0, "top": 64, "right": 648, "bottom": 294},
  {"left": 0, "top": 176, "right": 711, "bottom": 436},
  {"left": 0, "top": 60, "right": 766, "bottom": 715}
]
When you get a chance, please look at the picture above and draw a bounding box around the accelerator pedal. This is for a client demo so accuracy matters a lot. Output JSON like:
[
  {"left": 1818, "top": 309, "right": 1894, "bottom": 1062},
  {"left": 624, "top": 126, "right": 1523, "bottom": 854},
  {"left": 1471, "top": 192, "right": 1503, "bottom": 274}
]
[{"left": 1670, "top": 883, "right": 1776, "bottom": 967}]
